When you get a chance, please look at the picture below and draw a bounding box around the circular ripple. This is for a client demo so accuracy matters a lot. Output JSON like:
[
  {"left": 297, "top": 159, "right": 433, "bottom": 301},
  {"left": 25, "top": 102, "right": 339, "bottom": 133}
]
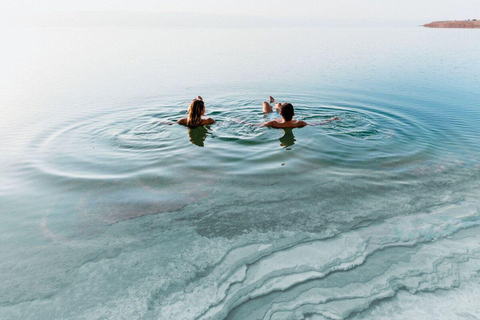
[
  {"left": 286, "top": 94, "right": 454, "bottom": 170},
  {"left": 30, "top": 105, "right": 222, "bottom": 228},
  {"left": 26, "top": 93, "right": 465, "bottom": 233},
  {"left": 31, "top": 107, "right": 189, "bottom": 179},
  {"left": 30, "top": 93, "right": 457, "bottom": 181}
]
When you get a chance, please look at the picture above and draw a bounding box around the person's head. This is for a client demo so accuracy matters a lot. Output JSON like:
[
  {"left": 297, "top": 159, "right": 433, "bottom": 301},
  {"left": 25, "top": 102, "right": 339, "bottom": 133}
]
[
  {"left": 187, "top": 99, "right": 205, "bottom": 127},
  {"left": 280, "top": 103, "right": 294, "bottom": 122}
]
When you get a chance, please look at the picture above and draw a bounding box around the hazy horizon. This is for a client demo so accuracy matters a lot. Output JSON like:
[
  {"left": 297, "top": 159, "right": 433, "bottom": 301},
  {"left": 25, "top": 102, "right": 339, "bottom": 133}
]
[{"left": 2, "top": 0, "right": 480, "bottom": 28}]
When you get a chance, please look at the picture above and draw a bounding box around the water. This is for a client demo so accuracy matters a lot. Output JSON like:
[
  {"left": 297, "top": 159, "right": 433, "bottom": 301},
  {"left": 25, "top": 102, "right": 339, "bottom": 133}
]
[{"left": 1, "top": 26, "right": 480, "bottom": 319}]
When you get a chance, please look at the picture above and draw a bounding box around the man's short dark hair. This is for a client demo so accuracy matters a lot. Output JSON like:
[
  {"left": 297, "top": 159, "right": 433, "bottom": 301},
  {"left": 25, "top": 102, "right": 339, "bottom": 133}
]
[{"left": 280, "top": 103, "right": 294, "bottom": 121}]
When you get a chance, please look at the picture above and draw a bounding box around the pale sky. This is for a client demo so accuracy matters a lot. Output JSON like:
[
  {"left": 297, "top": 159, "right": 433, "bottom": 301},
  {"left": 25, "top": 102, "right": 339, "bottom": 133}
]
[{"left": 2, "top": 0, "right": 480, "bottom": 20}]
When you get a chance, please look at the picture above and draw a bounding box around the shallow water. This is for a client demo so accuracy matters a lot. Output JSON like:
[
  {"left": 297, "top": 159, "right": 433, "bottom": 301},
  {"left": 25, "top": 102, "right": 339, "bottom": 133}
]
[{"left": 1, "top": 26, "right": 480, "bottom": 319}]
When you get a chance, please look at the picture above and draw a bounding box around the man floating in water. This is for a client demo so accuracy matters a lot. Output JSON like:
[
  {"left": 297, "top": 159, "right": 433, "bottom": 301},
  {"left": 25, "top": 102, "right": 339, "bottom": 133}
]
[
  {"left": 262, "top": 96, "right": 339, "bottom": 128},
  {"left": 173, "top": 95, "right": 339, "bottom": 130}
]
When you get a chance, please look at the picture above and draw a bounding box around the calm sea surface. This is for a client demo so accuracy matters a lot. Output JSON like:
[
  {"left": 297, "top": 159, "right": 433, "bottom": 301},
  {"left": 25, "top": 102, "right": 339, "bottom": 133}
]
[{"left": 1, "top": 26, "right": 480, "bottom": 319}]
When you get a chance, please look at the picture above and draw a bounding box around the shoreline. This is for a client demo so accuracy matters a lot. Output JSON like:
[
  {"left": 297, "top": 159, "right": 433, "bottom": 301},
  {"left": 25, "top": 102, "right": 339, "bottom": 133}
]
[{"left": 424, "top": 20, "right": 480, "bottom": 28}]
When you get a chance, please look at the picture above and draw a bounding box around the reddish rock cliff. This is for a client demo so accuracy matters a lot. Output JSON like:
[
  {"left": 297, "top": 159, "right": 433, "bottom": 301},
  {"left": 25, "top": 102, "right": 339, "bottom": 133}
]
[{"left": 424, "top": 20, "right": 480, "bottom": 28}]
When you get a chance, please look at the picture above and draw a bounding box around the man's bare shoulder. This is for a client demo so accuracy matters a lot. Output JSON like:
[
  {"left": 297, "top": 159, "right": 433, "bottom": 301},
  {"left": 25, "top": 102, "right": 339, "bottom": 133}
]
[
  {"left": 295, "top": 120, "right": 308, "bottom": 127},
  {"left": 266, "top": 120, "right": 307, "bottom": 128},
  {"left": 264, "top": 120, "right": 281, "bottom": 128}
]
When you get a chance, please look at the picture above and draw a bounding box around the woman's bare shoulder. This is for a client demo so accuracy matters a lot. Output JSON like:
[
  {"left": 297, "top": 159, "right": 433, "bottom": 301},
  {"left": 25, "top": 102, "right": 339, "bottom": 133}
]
[
  {"left": 178, "top": 118, "right": 187, "bottom": 125},
  {"left": 202, "top": 118, "right": 215, "bottom": 125}
]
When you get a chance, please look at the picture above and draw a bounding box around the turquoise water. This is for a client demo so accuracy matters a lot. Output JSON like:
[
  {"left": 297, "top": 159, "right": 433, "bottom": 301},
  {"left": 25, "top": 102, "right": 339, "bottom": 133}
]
[{"left": 1, "top": 26, "right": 480, "bottom": 319}]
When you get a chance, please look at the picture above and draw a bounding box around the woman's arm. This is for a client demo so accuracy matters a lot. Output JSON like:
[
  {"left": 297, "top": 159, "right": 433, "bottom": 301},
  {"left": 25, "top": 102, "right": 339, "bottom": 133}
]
[{"left": 158, "top": 120, "right": 174, "bottom": 125}]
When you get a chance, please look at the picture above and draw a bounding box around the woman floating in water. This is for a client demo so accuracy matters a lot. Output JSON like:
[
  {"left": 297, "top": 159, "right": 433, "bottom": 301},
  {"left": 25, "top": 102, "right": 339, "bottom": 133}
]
[
  {"left": 262, "top": 96, "right": 339, "bottom": 128},
  {"left": 175, "top": 95, "right": 338, "bottom": 130},
  {"left": 178, "top": 96, "right": 215, "bottom": 127}
]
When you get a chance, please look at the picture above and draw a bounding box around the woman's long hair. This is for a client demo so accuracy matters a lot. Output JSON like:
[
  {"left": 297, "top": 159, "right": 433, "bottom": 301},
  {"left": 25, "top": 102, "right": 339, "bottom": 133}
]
[{"left": 187, "top": 99, "right": 204, "bottom": 127}]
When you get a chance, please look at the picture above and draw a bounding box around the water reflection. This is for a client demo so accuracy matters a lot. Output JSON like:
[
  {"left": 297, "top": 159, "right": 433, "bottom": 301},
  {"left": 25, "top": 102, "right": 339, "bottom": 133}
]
[
  {"left": 279, "top": 128, "right": 296, "bottom": 149},
  {"left": 188, "top": 126, "right": 209, "bottom": 147}
]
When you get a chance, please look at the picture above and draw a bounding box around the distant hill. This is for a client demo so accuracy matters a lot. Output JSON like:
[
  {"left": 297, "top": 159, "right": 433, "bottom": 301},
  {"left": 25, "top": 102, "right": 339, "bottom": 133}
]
[{"left": 424, "top": 20, "right": 480, "bottom": 28}]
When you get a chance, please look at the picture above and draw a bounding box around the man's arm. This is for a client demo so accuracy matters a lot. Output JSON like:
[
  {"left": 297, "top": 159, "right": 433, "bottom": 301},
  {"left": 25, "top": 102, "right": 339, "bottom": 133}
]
[{"left": 309, "top": 117, "right": 339, "bottom": 126}]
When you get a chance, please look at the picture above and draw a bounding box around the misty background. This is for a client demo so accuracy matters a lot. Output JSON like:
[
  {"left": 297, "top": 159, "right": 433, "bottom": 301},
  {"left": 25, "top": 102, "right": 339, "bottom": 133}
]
[{"left": 1, "top": 0, "right": 480, "bottom": 28}]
